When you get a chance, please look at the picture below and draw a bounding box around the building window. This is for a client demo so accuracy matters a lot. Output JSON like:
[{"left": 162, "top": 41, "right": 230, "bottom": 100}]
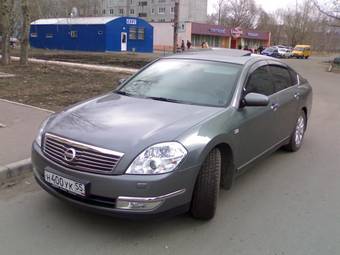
[
  {"left": 158, "top": 7, "right": 165, "bottom": 14},
  {"left": 45, "top": 33, "right": 53, "bottom": 38},
  {"left": 139, "top": 1, "right": 147, "bottom": 6},
  {"left": 138, "top": 13, "right": 147, "bottom": 17},
  {"left": 119, "top": 8, "right": 124, "bottom": 15},
  {"left": 170, "top": 7, "right": 175, "bottom": 13},
  {"left": 102, "top": 9, "right": 106, "bottom": 14},
  {"left": 30, "top": 33, "right": 38, "bottom": 38},
  {"left": 129, "top": 26, "right": 137, "bottom": 40},
  {"left": 151, "top": 8, "right": 154, "bottom": 14},
  {"left": 138, "top": 28, "right": 145, "bottom": 40},
  {"left": 110, "top": 9, "right": 114, "bottom": 14},
  {"left": 70, "top": 31, "right": 78, "bottom": 38},
  {"left": 130, "top": 9, "right": 135, "bottom": 14}
]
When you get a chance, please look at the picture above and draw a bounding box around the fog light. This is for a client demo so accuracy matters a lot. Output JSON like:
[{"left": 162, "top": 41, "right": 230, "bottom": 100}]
[{"left": 116, "top": 199, "right": 163, "bottom": 211}]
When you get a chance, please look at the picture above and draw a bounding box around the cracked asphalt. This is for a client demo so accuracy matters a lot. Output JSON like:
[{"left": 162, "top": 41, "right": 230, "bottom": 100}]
[{"left": 0, "top": 56, "right": 339, "bottom": 255}]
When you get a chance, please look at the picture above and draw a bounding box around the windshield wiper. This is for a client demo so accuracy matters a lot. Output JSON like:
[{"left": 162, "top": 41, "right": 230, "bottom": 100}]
[
  {"left": 115, "top": 91, "right": 132, "bottom": 96},
  {"left": 147, "top": 96, "right": 187, "bottom": 104}
]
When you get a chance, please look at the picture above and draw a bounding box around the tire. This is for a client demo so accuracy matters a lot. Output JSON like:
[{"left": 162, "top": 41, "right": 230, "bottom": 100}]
[
  {"left": 191, "top": 148, "right": 221, "bottom": 220},
  {"left": 284, "top": 110, "right": 307, "bottom": 152}
]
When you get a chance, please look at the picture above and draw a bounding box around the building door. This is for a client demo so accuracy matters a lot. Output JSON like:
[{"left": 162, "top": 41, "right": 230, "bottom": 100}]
[
  {"left": 231, "top": 39, "right": 237, "bottom": 49},
  {"left": 121, "top": 32, "right": 127, "bottom": 51}
]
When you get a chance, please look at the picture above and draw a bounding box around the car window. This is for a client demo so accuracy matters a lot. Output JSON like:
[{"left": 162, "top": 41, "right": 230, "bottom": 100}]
[
  {"left": 268, "top": 65, "right": 292, "bottom": 92},
  {"left": 288, "top": 68, "right": 298, "bottom": 85},
  {"left": 246, "top": 66, "right": 274, "bottom": 96},
  {"left": 119, "top": 59, "right": 242, "bottom": 107}
]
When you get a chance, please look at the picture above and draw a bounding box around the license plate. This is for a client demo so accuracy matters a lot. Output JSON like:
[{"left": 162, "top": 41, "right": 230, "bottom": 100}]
[{"left": 44, "top": 171, "right": 86, "bottom": 197}]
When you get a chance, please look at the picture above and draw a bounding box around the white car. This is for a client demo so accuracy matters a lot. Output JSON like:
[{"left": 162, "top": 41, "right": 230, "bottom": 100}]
[{"left": 278, "top": 48, "right": 293, "bottom": 58}]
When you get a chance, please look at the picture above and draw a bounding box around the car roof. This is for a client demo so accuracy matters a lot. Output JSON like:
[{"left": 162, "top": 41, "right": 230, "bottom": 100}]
[{"left": 163, "top": 48, "right": 268, "bottom": 65}]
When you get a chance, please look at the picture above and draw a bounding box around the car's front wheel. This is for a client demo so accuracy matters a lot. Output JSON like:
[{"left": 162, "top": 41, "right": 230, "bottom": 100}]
[
  {"left": 191, "top": 148, "right": 221, "bottom": 220},
  {"left": 284, "top": 111, "right": 307, "bottom": 152}
]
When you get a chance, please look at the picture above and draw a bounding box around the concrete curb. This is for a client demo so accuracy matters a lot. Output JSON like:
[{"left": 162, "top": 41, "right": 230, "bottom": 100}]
[
  {"left": 0, "top": 158, "right": 32, "bottom": 185},
  {"left": 9, "top": 56, "right": 139, "bottom": 74},
  {"left": 0, "top": 98, "right": 55, "bottom": 113}
]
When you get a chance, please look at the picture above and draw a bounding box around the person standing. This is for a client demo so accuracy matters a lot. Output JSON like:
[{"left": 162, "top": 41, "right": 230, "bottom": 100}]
[
  {"left": 186, "top": 40, "right": 192, "bottom": 50},
  {"left": 181, "top": 40, "right": 185, "bottom": 52}
]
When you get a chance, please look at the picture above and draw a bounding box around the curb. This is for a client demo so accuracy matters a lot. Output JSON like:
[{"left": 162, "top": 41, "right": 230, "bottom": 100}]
[
  {"left": 0, "top": 158, "right": 32, "bottom": 185},
  {"left": 0, "top": 98, "right": 55, "bottom": 113},
  {"left": 9, "top": 56, "right": 139, "bottom": 75}
]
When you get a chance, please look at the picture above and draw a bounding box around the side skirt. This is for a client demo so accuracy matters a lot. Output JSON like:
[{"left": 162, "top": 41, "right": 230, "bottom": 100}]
[{"left": 236, "top": 136, "right": 290, "bottom": 176}]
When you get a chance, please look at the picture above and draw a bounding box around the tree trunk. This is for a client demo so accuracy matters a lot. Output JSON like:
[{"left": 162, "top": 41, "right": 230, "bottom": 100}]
[
  {"left": 1, "top": 0, "right": 11, "bottom": 65},
  {"left": 20, "top": 0, "right": 30, "bottom": 65}
]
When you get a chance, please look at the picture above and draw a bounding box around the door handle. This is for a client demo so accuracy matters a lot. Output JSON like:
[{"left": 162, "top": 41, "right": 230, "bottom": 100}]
[{"left": 271, "top": 103, "right": 279, "bottom": 111}]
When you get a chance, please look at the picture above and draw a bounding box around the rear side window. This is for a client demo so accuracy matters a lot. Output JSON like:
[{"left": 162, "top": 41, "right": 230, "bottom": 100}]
[
  {"left": 268, "top": 65, "right": 292, "bottom": 93},
  {"left": 246, "top": 66, "right": 274, "bottom": 96},
  {"left": 288, "top": 68, "right": 298, "bottom": 85}
]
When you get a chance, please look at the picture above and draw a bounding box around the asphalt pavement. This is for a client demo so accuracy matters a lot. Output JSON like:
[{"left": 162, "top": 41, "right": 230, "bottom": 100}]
[
  {"left": 0, "top": 100, "right": 52, "bottom": 166},
  {"left": 0, "top": 56, "right": 340, "bottom": 255}
]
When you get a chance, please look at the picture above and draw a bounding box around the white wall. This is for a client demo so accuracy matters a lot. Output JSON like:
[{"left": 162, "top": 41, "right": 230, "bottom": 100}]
[{"left": 151, "top": 22, "right": 192, "bottom": 51}]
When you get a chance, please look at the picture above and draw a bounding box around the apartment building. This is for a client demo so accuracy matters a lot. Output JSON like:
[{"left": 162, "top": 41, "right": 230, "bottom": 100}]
[{"left": 101, "top": 0, "right": 208, "bottom": 23}]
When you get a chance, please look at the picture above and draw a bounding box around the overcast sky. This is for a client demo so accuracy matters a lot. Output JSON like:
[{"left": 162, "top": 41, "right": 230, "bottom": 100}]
[{"left": 207, "top": 0, "right": 299, "bottom": 14}]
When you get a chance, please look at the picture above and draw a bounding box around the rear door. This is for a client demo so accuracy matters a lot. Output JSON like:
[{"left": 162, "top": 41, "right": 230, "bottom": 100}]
[{"left": 268, "top": 63, "right": 299, "bottom": 141}]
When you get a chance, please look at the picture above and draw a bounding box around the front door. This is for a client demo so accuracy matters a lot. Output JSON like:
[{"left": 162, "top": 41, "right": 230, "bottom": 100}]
[
  {"left": 235, "top": 63, "right": 278, "bottom": 169},
  {"left": 121, "top": 32, "right": 127, "bottom": 52},
  {"left": 231, "top": 39, "right": 237, "bottom": 49}
]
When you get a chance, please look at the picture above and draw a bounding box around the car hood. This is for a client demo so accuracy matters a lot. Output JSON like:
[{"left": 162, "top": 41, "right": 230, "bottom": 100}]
[{"left": 46, "top": 93, "right": 224, "bottom": 157}]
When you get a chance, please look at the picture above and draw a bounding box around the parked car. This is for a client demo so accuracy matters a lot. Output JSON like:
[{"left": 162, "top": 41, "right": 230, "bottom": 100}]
[
  {"left": 261, "top": 47, "right": 280, "bottom": 58},
  {"left": 278, "top": 48, "right": 293, "bottom": 58},
  {"left": 293, "top": 45, "right": 311, "bottom": 59},
  {"left": 32, "top": 49, "right": 313, "bottom": 220}
]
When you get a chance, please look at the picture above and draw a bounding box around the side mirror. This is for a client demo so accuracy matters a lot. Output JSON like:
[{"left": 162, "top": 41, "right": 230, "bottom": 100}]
[{"left": 242, "top": 93, "right": 269, "bottom": 107}]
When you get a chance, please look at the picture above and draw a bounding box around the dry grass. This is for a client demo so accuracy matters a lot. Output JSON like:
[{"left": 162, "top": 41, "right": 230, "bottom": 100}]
[{"left": 0, "top": 63, "right": 130, "bottom": 111}]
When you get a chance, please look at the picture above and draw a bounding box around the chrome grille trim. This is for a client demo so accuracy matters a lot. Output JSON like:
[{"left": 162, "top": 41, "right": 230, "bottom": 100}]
[{"left": 43, "top": 133, "right": 124, "bottom": 174}]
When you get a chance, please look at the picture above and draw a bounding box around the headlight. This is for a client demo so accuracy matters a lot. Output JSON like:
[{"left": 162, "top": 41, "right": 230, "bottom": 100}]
[
  {"left": 35, "top": 117, "right": 50, "bottom": 147},
  {"left": 126, "top": 142, "right": 187, "bottom": 175}
]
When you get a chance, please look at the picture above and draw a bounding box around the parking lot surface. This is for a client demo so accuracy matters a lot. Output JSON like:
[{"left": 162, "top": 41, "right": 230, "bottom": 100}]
[{"left": 1, "top": 56, "right": 339, "bottom": 255}]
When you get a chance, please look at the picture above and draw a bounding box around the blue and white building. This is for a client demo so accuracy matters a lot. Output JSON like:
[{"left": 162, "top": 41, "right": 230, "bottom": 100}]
[{"left": 30, "top": 17, "right": 154, "bottom": 53}]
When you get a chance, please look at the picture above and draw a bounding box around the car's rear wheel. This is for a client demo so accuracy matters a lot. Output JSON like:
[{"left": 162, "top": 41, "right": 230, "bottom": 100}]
[
  {"left": 284, "top": 111, "right": 306, "bottom": 152},
  {"left": 191, "top": 148, "right": 221, "bottom": 220}
]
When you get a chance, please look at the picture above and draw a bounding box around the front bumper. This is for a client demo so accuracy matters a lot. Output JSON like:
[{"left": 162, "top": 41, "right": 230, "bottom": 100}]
[{"left": 32, "top": 143, "right": 199, "bottom": 218}]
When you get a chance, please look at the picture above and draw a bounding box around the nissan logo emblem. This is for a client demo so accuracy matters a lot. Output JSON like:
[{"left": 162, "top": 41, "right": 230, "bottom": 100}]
[{"left": 64, "top": 148, "right": 77, "bottom": 162}]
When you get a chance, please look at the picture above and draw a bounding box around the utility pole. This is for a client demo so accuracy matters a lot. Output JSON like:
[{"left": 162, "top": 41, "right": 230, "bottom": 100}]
[{"left": 173, "top": 0, "right": 180, "bottom": 53}]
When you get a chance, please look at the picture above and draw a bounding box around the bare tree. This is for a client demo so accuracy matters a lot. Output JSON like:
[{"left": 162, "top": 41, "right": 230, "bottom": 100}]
[
  {"left": 219, "top": 0, "right": 259, "bottom": 29},
  {"left": 20, "top": 0, "right": 30, "bottom": 65},
  {"left": 215, "top": 0, "right": 225, "bottom": 25},
  {"left": 312, "top": 0, "right": 340, "bottom": 21},
  {"left": 280, "top": 0, "right": 317, "bottom": 46},
  {"left": 1, "top": 0, "right": 12, "bottom": 65}
]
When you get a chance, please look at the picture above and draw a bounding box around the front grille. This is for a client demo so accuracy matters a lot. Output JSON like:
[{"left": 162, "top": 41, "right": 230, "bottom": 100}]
[{"left": 43, "top": 133, "right": 123, "bottom": 174}]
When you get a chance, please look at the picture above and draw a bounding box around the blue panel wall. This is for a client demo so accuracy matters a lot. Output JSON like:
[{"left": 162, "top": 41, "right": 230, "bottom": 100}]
[
  {"left": 30, "top": 24, "right": 106, "bottom": 52},
  {"left": 29, "top": 17, "right": 153, "bottom": 53},
  {"left": 105, "top": 17, "right": 154, "bottom": 53}
]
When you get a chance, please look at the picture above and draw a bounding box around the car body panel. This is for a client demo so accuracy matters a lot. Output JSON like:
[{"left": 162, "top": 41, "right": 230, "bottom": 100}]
[{"left": 46, "top": 93, "right": 224, "bottom": 175}]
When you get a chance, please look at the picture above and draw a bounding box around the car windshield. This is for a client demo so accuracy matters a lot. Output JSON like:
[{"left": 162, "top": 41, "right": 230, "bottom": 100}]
[
  {"left": 295, "top": 47, "right": 304, "bottom": 51},
  {"left": 117, "top": 59, "right": 242, "bottom": 107},
  {"left": 265, "top": 48, "right": 274, "bottom": 52}
]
